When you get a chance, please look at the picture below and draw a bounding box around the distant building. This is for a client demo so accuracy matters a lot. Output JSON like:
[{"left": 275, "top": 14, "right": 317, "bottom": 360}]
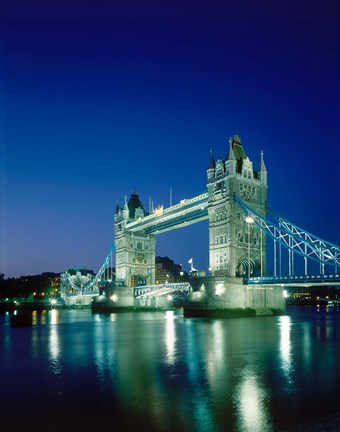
[
  {"left": 287, "top": 285, "right": 340, "bottom": 304},
  {"left": 0, "top": 272, "right": 62, "bottom": 301},
  {"left": 155, "top": 256, "right": 189, "bottom": 284}
]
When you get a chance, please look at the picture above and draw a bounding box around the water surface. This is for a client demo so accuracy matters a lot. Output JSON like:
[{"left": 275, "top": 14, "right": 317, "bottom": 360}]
[{"left": 1, "top": 306, "right": 340, "bottom": 431}]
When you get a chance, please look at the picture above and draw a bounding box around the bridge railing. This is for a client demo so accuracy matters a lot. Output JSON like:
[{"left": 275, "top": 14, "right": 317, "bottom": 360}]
[
  {"left": 244, "top": 274, "right": 340, "bottom": 285},
  {"left": 134, "top": 282, "right": 191, "bottom": 298}
]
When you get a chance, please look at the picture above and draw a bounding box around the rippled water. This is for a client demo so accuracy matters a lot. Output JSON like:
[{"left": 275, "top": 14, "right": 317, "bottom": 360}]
[{"left": 1, "top": 306, "right": 340, "bottom": 431}]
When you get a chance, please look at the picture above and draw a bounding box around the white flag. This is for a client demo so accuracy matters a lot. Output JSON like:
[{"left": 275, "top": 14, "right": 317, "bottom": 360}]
[{"left": 188, "top": 258, "right": 193, "bottom": 264}]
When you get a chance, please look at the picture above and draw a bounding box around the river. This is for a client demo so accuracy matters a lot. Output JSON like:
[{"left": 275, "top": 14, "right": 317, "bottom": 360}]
[{"left": 1, "top": 306, "right": 340, "bottom": 431}]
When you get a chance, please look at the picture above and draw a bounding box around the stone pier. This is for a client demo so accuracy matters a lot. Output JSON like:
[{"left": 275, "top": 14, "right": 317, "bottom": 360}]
[{"left": 183, "top": 276, "right": 286, "bottom": 317}]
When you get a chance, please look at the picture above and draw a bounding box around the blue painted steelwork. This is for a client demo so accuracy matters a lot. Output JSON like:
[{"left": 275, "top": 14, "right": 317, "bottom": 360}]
[
  {"left": 144, "top": 207, "right": 208, "bottom": 234},
  {"left": 245, "top": 274, "right": 340, "bottom": 285},
  {"left": 234, "top": 194, "right": 340, "bottom": 268}
]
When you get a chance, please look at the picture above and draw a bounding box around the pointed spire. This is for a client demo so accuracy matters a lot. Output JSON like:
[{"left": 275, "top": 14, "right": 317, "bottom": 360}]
[
  {"left": 233, "top": 133, "right": 241, "bottom": 144},
  {"left": 208, "top": 147, "right": 215, "bottom": 169},
  {"left": 226, "top": 138, "right": 236, "bottom": 161},
  {"left": 122, "top": 195, "right": 129, "bottom": 221},
  {"left": 115, "top": 200, "right": 120, "bottom": 214},
  {"left": 259, "top": 150, "right": 267, "bottom": 172},
  {"left": 258, "top": 150, "right": 268, "bottom": 186}
]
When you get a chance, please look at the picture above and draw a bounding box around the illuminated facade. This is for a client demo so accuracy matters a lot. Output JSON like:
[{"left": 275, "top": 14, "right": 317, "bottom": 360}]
[
  {"left": 114, "top": 192, "right": 156, "bottom": 287},
  {"left": 207, "top": 135, "right": 267, "bottom": 277}
]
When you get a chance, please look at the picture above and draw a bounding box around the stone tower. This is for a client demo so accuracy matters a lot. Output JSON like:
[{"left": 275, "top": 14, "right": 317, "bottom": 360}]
[
  {"left": 114, "top": 191, "right": 156, "bottom": 287},
  {"left": 207, "top": 135, "right": 267, "bottom": 278}
]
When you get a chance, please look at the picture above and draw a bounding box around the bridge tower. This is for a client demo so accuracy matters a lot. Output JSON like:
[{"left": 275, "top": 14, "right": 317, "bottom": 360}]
[
  {"left": 207, "top": 135, "right": 267, "bottom": 278},
  {"left": 114, "top": 192, "right": 156, "bottom": 287}
]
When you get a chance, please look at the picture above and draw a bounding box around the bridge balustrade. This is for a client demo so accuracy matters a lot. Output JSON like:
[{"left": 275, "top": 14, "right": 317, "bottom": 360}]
[
  {"left": 245, "top": 274, "right": 340, "bottom": 285},
  {"left": 134, "top": 282, "right": 191, "bottom": 298}
]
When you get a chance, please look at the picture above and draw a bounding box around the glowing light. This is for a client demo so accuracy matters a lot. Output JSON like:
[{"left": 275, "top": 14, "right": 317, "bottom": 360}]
[
  {"left": 50, "top": 298, "right": 57, "bottom": 305},
  {"left": 155, "top": 205, "right": 164, "bottom": 217},
  {"left": 111, "top": 294, "right": 118, "bottom": 302},
  {"left": 283, "top": 290, "right": 288, "bottom": 298},
  {"left": 245, "top": 216, "right": 254, "bottom": 224},
  {"left": 215, "top": 283, "right": 225, "bottom": 296},
  {"left": 167, "top": 295, "right": 173, "bottom": 301}
]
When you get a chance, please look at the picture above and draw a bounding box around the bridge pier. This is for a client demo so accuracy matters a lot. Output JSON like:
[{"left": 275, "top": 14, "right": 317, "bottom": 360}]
[
  {"left": 183, "top": 277, "right": 286, "bottom": 317},
  {"left": 92, "top": 286, "right": 175, "bottom": 312},
  {"left": 135, "top": 296, "right": 173, "bottom": 310}
]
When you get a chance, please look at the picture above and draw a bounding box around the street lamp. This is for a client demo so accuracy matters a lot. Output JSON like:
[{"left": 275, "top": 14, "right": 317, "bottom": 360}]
[{"left": 245, "top": 216, "right": 254, "bottom": 278}]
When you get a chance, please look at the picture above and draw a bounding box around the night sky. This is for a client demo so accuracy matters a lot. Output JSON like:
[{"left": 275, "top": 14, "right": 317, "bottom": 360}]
[{"left": 1, "top": 0, "right": 339, "bottom": 278}]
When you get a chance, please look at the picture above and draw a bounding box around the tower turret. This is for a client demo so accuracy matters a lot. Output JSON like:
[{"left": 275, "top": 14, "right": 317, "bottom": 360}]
[
  {"left": 207, "top": 148, "right": 215, "bottom": 181},
  {"left": 225, "top": 138, "right": 236, "bottom": 176},
  {"left": 122, "top": 195, "right": 129, "bottom": 221},
  {"left": 258, "top": 150, "right": 268, "bottom": 186}
]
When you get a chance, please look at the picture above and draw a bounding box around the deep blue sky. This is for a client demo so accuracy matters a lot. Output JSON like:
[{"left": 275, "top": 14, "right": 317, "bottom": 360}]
[{"left": 1, "top": 0, "right": 339, "bottom": 278}]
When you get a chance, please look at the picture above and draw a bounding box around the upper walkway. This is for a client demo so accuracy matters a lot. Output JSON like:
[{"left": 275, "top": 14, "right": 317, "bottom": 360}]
[{"left": 125, "top": 193, "right": 208, "bottom": 234}]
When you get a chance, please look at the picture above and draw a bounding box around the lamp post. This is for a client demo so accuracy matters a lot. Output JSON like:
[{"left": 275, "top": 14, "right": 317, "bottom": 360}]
[
  {"left": 245, "top": 216, "right": 254, "bottom": 278},
  {"left": 260, "top": 220, "right": 263, "bottom": 278}
]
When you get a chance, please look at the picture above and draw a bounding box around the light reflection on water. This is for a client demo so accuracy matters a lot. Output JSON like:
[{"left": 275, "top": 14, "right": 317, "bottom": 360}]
[
  {"left": 234, "top": 366, "right": 272, "bottom": 432},
  {"left": 164, "top": 310, "right": 176, "bottom": 366},
  {"left": 1, "top": 307, "right": 340, "bottom": 431},
  {"left": 49, "top": 310, "right": 61, "bottom": 375},
  {"left": 279, "top": 315, "right": 294, "bottom": 387}
]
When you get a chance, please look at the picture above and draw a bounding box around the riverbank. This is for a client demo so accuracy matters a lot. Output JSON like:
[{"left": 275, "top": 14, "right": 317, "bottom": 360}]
[{"left": 0, "top": 301, "right": 66, "bottom": 312}]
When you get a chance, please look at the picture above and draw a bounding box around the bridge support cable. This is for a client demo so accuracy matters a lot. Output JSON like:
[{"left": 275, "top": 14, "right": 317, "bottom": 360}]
[
  {"left": 234, "top": 195, "right": 340, "bottom": 271},
  {"left": 65, "top": 243, "right": 115, "bottom": 294}
]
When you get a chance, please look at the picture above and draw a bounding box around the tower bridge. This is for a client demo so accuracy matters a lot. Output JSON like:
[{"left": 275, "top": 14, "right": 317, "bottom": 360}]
[{"left": 61, "top": 134, "right": 340, "bottom": 315}]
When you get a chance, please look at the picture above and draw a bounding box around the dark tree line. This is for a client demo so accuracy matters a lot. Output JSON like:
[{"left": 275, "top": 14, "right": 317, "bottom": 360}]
[{"left": 0, "top": 275, "right": 58, "bottom": 300}]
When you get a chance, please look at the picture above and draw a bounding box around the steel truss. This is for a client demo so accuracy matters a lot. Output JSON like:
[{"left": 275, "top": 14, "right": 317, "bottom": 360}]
[{"left": 234, "top": 195, "right": 340, "bottom": 273}]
